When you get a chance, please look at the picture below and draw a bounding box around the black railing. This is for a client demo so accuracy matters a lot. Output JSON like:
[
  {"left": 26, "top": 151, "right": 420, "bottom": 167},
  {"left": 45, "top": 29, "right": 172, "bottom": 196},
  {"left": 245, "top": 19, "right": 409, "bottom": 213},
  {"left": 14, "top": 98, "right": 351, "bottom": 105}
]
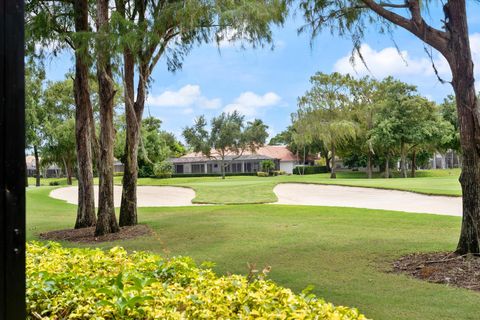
[{"left": 0, "top": 0, "right": 26, "bottom": 319}]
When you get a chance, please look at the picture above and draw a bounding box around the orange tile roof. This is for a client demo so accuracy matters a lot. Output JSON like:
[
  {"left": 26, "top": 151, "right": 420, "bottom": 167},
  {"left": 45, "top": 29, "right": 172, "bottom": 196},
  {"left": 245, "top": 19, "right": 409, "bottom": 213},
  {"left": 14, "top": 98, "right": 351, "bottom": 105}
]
[
  {"left": 255, "top": 145, "right": 299, "bottom": 162},
  {"left": 182, "top": 145, "right": 298, "bottom": 162}
]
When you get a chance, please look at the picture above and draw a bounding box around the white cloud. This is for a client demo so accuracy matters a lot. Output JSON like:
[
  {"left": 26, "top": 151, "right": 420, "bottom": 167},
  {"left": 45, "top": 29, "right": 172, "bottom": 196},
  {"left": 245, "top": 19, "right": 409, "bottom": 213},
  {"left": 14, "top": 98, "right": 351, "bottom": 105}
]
[
  {"left": 334, "top": 44, "right": 448, "bottom": 78},
  {"left": 334, "top": 33, "right": 480, "bottom": 85},
  {"left": 147, "top": 85, "right": 282, "bottom": 117},
  {"left": 147, "top": 85, "right": 221, "bottom": 110},
  {"left": 198, "top": 97, "right": 222, "bottom": 109},
  {"left": 224, "top": 91, "right": 281, "bottom": 117},
  {"left": 182, "top": 108, "right": 194, "bottom": 115}
]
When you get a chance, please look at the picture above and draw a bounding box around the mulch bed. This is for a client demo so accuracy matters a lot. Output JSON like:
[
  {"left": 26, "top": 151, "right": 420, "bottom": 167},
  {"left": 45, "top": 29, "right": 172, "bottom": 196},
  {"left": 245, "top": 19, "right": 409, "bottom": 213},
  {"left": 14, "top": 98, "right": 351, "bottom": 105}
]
[
  {"left": 39, "top": 224, "right": 154, "bottom": 243},
  {"left": 393, "top": 252, "right": 480, "bottom": 291}
]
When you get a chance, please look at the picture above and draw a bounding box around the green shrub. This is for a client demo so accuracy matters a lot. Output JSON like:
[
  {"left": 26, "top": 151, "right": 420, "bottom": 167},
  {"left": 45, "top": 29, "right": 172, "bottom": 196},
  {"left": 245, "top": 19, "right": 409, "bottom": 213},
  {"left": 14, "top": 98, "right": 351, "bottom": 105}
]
[
  {"left": 172, "top": 172, "right": 257, "bottom": 178},
  {"left": 257, "top": 171, "right": 269, "bottom": 177},
  {"left": 260, "top": 160, "right": 275, "bottom": 172},
  {"left": 293, "top": 166, "right": 328, "bottom": 175},
  {"left": 153, "top": 161, "right": 174, "bottom": 179},
  {"left": 26, "top": 242, "right": 367, "bottom": 319},
  {"left": 49, "top": 181, "right": 60, "bottom": 186},
  {"left": 272, "top": 170, "right": 286, "bottom": 176}
]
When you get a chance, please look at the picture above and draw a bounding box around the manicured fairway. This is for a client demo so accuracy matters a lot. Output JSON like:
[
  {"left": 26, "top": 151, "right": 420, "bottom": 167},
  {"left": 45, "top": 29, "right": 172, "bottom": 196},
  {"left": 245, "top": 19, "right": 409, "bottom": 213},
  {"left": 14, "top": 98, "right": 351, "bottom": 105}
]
[
  {"left": 27, "top": 186, "right": 479, "bottom": 320},
  {"left": 130, "top": 169, "right": 462, "bottom": 204},
  {"left": 31, "top": 169, "right": 462, "bottom": 204}
]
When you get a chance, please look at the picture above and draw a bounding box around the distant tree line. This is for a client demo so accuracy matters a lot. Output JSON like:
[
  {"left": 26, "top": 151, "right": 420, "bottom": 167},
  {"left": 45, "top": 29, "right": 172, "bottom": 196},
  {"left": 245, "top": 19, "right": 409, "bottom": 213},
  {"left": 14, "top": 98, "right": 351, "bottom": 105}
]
[
  {"left": 25, "top": 61, "right": 186, "bottom": 181},
  {"left": 183, "top": 111, "right": 269, "bottom": 179},
  {"left": 271, "top": 73, "right": 459, "bottom": 179}
]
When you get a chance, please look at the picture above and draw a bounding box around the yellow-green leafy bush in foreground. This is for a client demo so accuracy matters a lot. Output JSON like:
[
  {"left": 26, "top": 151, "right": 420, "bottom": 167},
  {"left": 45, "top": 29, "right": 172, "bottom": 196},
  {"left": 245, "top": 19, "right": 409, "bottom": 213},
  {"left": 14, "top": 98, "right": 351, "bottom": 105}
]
[{"left": 27, "top": 242, "right": 368, "bottom": 319}]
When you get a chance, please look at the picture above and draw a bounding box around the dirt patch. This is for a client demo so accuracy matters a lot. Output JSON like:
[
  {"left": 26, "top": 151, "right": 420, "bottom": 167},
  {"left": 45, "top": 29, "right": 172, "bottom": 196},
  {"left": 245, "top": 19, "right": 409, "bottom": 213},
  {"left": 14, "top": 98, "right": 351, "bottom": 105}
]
[
  {"left": 393, "top": 252, "right": 480, "bottom": 291},
  {"left": 39, "top": 225, "right": 153, "bottom": 243}
]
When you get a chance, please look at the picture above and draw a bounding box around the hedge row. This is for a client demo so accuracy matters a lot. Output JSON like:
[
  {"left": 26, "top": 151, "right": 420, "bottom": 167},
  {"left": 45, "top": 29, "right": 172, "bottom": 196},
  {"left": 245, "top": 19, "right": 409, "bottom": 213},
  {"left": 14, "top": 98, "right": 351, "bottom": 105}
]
[
  {"left": 293, "top": 165, "right": 328, "bottom": 175},
  {"left": 27, "top": 242, "right": 367, "bottom": 319},
  {"left": 172, "top": 172, "right": 257, "bottom": 178}
]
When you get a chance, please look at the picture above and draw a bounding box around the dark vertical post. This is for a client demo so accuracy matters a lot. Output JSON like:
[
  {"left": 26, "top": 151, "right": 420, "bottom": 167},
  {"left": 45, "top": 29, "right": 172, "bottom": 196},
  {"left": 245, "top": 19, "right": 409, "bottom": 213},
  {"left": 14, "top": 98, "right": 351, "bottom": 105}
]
[{"left": 0, "top": 0, "right": 26, "bottom": 319}]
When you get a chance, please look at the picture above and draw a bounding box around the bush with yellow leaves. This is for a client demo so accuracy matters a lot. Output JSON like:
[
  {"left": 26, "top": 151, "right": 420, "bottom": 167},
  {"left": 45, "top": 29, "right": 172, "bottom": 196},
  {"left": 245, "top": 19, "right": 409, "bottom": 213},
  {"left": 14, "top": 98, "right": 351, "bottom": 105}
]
[{"left": 27, "top": 241, "right": 368, "bottom": 319}]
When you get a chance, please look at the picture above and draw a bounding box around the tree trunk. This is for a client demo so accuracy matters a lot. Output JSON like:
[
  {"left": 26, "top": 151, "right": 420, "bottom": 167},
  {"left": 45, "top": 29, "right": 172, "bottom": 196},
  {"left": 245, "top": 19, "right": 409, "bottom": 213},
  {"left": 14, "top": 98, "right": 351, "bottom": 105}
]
[
  {"left": 119, "top": 47, "right": 140, "bottom": 226},
  {"left": 117, "top": 0, "right": 150, "bottom": 226},
  {"left": 95, "top": 0, "right": 119, "bottom": 236},
  {"left": 73, "top": 0, "right": 96, "bottom": 229},
  {"left": 116, "top": 0, "right": 141, "bottom": 227},
  {"left": 302, "top": 146, "right": 306, "bottom": 175},
  {"left": 384, "top": 155, "right": 390, "bottom": 179},
  {"left": 366, "top": 151, "right": 372, "bottom": 179},
  {"left": 411, "top": 149, "right": 416, "bottom": 178},
  {"left": 441, "top": 153, "right": 446, "bottom": 169},
  {"left": 66, "top": 164, "right": 73, "bottom": 185},
  {"left": 432, "top": 152, "right": 437, "bottom": 169},
  {"left": 325, "top": 154, "right": 331, "bottom": 172},
  {"left": 62, "top": 157, "right": 73, "bottom": 185},
  {"left": 119, "top": 127, "right": 139, "bottom": 227},
  {"left": 119, "top": 70, "right": 148, "bottom": 226},
  {"left": 221, "top": 158, "right": 226, "bottom": 179},
  {"left": 33, "top": 145, "right": 40, "bottom": 187},
  {"left": 400, "top": 141, "right": 407, "bottom": 178},
  {"left": 441, "top": 0, "right": 480, "bottom": 254},
  {"left": 330, "top": 145, "right": 336, "bottom": 179}
]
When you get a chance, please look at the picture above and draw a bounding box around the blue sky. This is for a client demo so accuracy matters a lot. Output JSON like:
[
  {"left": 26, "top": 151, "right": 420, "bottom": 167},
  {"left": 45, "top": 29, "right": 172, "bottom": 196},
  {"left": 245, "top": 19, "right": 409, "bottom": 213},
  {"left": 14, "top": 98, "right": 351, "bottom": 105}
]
[{"left": 44, "top": 3, "right": 480, "bottom": 140}]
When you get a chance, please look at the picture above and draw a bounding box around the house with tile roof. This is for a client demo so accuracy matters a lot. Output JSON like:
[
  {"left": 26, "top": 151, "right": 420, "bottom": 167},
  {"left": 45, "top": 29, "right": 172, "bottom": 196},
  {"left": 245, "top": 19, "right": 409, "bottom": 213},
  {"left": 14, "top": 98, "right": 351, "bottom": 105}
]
[
  {"left": 170, "top": 145, "right": 300, "bottom": 174},
  {"left": 25, "top": 155, "right": 63, "bottom": 178}
]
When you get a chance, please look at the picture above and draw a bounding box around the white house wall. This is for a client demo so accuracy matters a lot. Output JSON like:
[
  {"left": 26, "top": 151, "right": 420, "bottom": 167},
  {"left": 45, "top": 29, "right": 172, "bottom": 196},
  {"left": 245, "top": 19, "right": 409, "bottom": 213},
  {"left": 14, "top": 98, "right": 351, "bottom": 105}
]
[{"left": 280, "top": 161, "right": 295, "bottom": 174}]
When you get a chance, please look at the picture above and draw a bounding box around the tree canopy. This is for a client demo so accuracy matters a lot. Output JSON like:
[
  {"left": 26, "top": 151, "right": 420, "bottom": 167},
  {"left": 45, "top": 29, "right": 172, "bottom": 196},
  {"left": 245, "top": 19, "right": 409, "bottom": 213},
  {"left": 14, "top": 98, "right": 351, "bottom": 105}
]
[
  {"left": 292, "top": 73, "right": 454, "bottom": 179},
  {"left": 115, "top": 116, "right": 185, "bottom": 177},
  {"left": 296, "top": 72, "right": 358, "bottom": 178},
  {"left": 183, "top": 111, "right": 269, "bottom": 178}
]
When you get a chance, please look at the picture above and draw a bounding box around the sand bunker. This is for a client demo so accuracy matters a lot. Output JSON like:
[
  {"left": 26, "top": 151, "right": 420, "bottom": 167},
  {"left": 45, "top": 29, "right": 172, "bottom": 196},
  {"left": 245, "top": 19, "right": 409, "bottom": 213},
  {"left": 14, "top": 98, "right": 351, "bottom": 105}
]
[
  {"left": 274, "top": 183, "right": 462, "bottom": 216},
  {"left": 50, "top": 186, "right": 196, "bottom": 207}
]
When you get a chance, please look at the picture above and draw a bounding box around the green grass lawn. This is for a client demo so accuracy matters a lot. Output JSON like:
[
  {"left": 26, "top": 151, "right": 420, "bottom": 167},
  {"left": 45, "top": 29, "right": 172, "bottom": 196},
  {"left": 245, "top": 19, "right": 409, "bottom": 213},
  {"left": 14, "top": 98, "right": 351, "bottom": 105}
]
[
  {"left": 30, "top": 168, "right": 462, "bottom": 204},
  {"left": 27, "top": 186, "right": 478, "bottom": 320},
  {"left": 27, "top": 176, "right": 71, "bottom": 186}
]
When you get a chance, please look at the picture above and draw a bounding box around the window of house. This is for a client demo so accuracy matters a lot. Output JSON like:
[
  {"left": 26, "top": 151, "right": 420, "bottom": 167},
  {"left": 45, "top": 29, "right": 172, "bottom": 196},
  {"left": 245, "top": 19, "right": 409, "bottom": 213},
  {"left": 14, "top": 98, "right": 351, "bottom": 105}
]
[
  {"left": 175, "top": 164, "right": 184, "bottom": 174},
  {"left": 191, "top": 164, "right": 205, "bottom": 174},
  {"left": 231, "top": 163, "right": 242, "bottom": 173},
  {"left": 244, "top": 162, "right": 261, "bottom": 172}
]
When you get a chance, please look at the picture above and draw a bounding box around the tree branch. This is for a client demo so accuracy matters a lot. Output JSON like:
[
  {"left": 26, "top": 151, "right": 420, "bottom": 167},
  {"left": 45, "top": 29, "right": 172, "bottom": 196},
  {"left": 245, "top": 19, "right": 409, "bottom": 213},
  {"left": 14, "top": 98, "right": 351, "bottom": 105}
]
[
  {"left": 38, "top": 1, "right": 75, "bottom": 50},
  {"left": 360, "top": 0, "right": 449, "bottom": 53},
  {"left": 148, "top": 29, "right": 179, "bottom": 76}
]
